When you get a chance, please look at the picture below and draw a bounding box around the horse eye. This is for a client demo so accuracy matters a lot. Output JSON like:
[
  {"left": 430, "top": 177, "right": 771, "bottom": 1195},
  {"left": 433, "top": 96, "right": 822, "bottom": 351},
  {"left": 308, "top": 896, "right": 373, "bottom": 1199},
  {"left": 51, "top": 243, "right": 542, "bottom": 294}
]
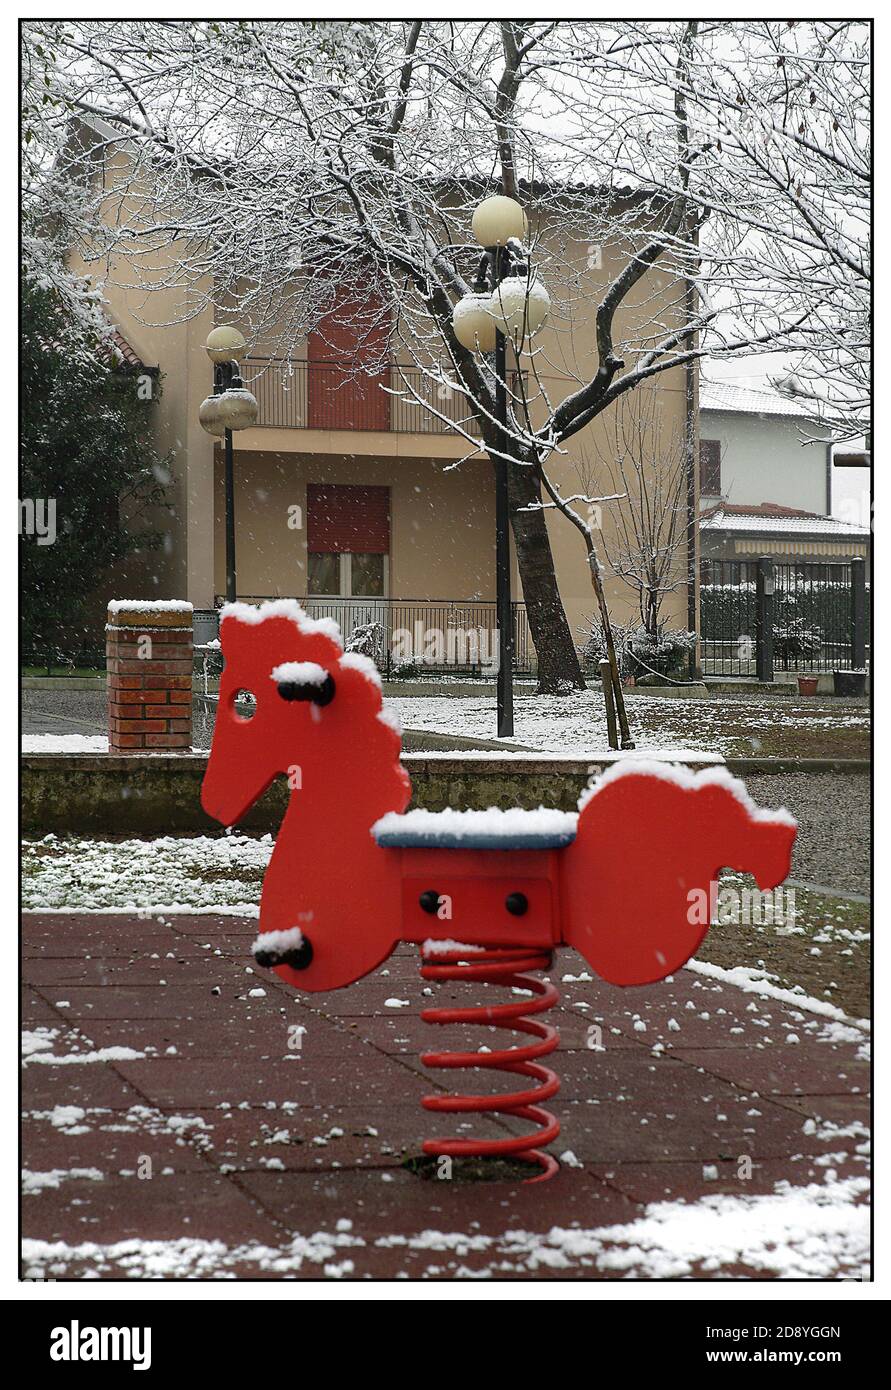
[{"left": 277, "top": 675, "right": 336, "bottom": 707}]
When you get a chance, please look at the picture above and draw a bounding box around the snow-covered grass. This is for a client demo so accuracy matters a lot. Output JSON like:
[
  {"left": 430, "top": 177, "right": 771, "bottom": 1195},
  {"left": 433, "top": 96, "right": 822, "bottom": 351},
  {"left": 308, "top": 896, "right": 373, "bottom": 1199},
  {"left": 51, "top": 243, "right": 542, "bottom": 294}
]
[
  {"left": 386, "top": 689, "right": 869, "bottom": 757},
  {"left": 21, "top": 1174, "right": 868, "bottom": 1279},
  {"left": 22, "top": 832, "right": 271, "bottom": 911}
]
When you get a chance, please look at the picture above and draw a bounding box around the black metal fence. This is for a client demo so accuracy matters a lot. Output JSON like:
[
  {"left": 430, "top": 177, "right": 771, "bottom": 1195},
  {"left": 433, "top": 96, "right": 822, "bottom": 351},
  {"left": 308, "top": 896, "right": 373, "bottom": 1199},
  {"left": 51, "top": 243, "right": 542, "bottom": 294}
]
[
  {"left": 238, "top": 596, "right": 535, "bottom": 675},
  {"left": 22, "top": 637, "right": 106, "bottom": 675},
  {"left": 700, "top": 558, "right": 869, "bottom": 676},
  {"left": 699, "top": 563, "right": 758, "bottom": 676}
]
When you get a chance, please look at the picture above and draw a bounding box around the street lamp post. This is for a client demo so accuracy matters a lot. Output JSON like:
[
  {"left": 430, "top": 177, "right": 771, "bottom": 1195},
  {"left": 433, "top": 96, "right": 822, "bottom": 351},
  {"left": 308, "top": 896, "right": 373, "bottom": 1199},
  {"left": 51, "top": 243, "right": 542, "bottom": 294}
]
[
  {"left": 492, "top": 250, "right": 514, "bottom": 739},
  {"left": 199, "top": 327, "right": 259, "bottom": 604},
  {"left": 452, "top": 196, "right": 551, "bottom": 739}
]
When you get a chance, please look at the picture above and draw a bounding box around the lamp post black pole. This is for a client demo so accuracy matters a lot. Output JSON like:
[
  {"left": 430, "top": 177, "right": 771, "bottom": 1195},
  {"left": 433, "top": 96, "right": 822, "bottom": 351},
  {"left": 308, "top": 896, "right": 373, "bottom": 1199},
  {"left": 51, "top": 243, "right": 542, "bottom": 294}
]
[
  {"left": 215, "top": 361, "right": 237, "bottom": 604},
  {"left": 492, "top": 249, "right": 514, "bottom": 738},
  {"left": 224, "top": 426, "right": 236, "bottom": 604}
]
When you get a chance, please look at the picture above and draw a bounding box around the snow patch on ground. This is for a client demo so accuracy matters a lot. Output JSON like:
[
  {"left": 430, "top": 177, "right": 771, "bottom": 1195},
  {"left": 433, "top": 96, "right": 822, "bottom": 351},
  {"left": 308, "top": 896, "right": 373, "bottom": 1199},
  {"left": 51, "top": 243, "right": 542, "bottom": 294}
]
[
  {"left": 23, "top": 735, "right": 109, "bottom": 753},
  {"left": 24, "top": 1046, "right": 146, "bottom": 1066},
  {"left": 21, "top": 1175, "right": 867, "bottom": 1279},
  {"left": 23, "top": 1026, "right": 147, "bottom": 1069},
  {"left": 686, "top": 958, "right": 869, "bottom": 1030},
  {"left": 22, "top": 1028, "right": 58, "bottom": 1057},
  {"left": 23, "top": 1169, "right": 104, "bottom": 1195}
]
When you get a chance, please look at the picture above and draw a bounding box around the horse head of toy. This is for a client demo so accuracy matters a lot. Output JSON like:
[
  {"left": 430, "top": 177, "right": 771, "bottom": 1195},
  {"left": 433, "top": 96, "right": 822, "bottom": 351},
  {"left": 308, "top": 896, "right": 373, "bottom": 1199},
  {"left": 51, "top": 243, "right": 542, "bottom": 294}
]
[{"left": 201, "top": 600, "right": 408, "bottom": 828}]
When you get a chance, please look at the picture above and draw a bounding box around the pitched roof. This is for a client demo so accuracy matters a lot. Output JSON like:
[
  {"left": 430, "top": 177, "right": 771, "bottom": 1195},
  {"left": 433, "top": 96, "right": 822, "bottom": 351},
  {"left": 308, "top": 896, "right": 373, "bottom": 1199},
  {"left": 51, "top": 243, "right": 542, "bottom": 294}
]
[
  {"left": 700, "top": 378, "right": 819, "bottom": 421},
  {"left": 107, "top": 330, "right": 146, "bottom": 371},
  {"left": 704, "top": 502, "right": 821, "bottom": 520},
  {"left": 700, "top": 505, "right": 869, "bottom": 538}
]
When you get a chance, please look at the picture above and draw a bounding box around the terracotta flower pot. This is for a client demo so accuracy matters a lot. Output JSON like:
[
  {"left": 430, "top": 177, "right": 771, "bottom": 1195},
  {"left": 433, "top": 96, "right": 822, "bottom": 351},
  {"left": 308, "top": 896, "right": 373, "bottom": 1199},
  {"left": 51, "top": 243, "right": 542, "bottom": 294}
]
[{"left": 797, "top": 676, "right": 819, "bottom": 697}]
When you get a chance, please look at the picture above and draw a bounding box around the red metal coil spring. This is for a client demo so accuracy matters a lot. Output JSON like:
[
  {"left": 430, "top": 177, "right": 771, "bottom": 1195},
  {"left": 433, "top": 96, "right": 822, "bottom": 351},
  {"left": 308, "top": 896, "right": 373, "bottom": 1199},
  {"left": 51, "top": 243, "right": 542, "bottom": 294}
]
[{"left": 419, "top": 946, "right": 561, "bottom": 1182}]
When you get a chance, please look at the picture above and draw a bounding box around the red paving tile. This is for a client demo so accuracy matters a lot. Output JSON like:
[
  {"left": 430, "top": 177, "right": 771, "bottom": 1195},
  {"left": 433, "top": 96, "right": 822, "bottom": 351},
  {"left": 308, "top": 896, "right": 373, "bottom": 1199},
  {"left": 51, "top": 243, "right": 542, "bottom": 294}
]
[
  {"left": 24, "top": 1116, "right": 211, "bottom": 1176},
  {"left": 21, "top": 912, "right": 871, "bottom": 1281},
  {"left": 237, "top": 1166, "right": 642, "bottom": 1241},
  {"left": 23, "top": 1172, "right": 286, "bottom": 1247},
  {"left": 588, "top": 1151, "right": 869, "bottom": 1205},
  {"left": 112, "top": 1055, "right": 434, "bottom": 1110},
  {"left": 554, "top": 1092, "right": 820, "bottom": 1165},
  {"left": 22, "top": 1062, "right": 149, "bottom": 1113},
  {"left": 777, "top": 1093, "right": 871, "bottom": 1125},
  {"left": 669, "top": 1045, "right": 869, "bottom": 1097}
]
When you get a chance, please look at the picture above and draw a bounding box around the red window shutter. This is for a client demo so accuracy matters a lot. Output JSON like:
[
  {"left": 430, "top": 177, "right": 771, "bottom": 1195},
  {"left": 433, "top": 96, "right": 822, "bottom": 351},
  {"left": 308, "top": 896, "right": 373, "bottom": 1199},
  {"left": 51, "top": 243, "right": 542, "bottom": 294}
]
[
  {"left": 307, "top": 283, "right": 390, "bottom": 430},
  {"left": 700, "top": 439, "right": 722, "bottom": 495},
  {"left": 307, "top": 484, "right": 390, "bottom": 554}
]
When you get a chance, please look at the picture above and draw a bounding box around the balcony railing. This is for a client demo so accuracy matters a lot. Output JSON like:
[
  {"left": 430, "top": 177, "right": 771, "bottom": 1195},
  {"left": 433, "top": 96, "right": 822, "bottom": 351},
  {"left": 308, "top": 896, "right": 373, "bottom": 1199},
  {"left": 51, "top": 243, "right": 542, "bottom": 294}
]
[{"left": 243, "top": 358, "right": 524, "bottom": 435}]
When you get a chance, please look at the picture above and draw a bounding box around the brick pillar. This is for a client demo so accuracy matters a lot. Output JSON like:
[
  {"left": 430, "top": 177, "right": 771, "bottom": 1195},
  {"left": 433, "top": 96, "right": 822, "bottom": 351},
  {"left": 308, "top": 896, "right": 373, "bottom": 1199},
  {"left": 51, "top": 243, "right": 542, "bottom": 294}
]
[{"left": 106, "top": 602, "right": 194, "bottom": 751}]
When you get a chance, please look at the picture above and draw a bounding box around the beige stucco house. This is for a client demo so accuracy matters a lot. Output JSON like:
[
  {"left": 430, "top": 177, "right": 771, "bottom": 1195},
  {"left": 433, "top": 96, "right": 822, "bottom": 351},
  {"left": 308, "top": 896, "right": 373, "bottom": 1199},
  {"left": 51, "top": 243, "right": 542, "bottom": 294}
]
[{"left": 71, "top": 122, "right": 699, "bottom": 671}]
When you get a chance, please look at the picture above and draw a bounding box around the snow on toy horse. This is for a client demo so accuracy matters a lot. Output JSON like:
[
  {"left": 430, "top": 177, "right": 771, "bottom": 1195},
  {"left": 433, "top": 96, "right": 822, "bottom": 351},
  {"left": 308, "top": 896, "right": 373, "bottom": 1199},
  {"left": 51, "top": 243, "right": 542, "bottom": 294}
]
[{"left": 202, "top": 600, "right": 796, "bottom": 1179}]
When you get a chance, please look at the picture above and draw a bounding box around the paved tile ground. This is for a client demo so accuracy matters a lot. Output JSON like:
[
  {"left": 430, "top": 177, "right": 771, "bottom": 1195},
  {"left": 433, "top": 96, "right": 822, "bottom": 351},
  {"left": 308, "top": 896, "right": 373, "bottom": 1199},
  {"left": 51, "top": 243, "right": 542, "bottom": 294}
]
[{"left": 22, "top": 912, "right": 870, "bottom": 1281}]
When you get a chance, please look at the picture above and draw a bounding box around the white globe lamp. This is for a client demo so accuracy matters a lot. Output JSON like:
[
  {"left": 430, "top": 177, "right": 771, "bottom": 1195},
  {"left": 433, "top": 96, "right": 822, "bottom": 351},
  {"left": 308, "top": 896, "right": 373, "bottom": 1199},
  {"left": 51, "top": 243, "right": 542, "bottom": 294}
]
[
  {"left": 215, "top": 385, "right": 259, "bottom": 431},
  {"left": 452, "top": 292, "right": 498, "bottom": 352},
  {"left": 490, "top": 276, "right": 551, "bottom": 339},
  {"left": 198, "top": 394, "right": 226, "bottom": 436},
  {"left": 205, "top": 325, "right": 247, "bottom": 364},
  {"left": 472, "top": 196, "right": 528, "bottom": 248}
]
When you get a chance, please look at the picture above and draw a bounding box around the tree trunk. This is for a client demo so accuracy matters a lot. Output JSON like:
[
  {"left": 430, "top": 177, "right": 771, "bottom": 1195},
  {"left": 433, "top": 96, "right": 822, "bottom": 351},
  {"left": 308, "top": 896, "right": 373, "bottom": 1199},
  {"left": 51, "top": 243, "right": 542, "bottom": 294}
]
[{"left": 508, "top": 459, "right": 586, "bottom": 693}]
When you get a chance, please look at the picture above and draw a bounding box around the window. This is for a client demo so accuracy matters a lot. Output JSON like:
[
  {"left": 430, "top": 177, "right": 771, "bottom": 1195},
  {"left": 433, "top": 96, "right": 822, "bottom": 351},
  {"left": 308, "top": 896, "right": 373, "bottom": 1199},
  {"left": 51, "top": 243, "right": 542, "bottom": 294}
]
[
  {"left": 307, "top": 552, "right": 340, "bottom": 596},
  {"left": 350, "top": 552, "right": 385, "bottom": 597},
  {"left": 306, "top": 484, "right": 390, "bottom": 597},
  {"left": 308, "top": 552, "right": 386, "bottom": 597},
  {"left": 700, "top": 439, "right": 722, "bottom": 496}
]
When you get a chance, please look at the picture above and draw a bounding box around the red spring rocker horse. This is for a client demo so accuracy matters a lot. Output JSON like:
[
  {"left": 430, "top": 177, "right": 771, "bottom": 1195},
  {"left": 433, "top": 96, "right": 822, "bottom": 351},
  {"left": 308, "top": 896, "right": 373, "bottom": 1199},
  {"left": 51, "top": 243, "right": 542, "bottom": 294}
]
[{"left": 202, "top": 600, "right": 796, "bottom": 1181}]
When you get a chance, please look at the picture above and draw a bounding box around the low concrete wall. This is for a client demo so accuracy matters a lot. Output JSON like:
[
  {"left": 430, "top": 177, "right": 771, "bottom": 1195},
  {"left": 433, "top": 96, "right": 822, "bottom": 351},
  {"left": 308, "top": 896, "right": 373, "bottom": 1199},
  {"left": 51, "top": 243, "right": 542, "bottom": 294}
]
[
  {"left": 22, "top": 676, "right": 106, "bottom": 691},
  {"left": 626, "top": 682, "right": 709, "bottom": 700},
  {"left": 22, "top": 750, "right": 724, "bottom": 834}
]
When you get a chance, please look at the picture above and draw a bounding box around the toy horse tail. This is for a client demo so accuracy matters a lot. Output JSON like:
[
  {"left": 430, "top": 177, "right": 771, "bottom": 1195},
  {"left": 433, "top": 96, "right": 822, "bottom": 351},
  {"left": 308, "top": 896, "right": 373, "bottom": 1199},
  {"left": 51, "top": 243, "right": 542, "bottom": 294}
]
[{"left": 559, "top": 764, "right": 796, "bottom": 988}]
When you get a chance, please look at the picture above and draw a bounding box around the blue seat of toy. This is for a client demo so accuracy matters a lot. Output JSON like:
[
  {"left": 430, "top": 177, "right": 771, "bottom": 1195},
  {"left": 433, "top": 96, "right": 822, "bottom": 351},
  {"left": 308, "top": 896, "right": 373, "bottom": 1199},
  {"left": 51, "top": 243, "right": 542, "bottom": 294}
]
[{"left": 372, "top": 807, "right": 578, "bottom": 851}]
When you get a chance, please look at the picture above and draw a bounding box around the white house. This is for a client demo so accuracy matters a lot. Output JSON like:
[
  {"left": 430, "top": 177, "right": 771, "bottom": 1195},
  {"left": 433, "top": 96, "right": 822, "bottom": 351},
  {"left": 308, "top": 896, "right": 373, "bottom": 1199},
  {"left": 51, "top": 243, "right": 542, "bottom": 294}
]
[{"left": 698, "top": 378, "right": 870, "bottom": 574}]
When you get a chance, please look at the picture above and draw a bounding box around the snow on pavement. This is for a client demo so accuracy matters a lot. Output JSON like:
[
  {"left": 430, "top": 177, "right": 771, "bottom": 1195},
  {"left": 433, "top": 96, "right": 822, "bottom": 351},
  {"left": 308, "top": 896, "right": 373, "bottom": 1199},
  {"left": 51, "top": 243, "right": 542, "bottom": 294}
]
[
  {"left": 21, "top": 1174, "right": 868, "bottom": 1279},
  {"left": 686, "top": 959, "right": 870, "bottom": 1031}
]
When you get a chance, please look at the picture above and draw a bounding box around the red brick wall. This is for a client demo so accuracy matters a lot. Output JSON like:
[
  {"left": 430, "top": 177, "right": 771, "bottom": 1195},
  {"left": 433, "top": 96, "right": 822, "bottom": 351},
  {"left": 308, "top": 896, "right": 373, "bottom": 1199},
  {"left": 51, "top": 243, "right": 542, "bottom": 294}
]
[{"left": 106, "top": 604, "right": 193, "bottom": 751}]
